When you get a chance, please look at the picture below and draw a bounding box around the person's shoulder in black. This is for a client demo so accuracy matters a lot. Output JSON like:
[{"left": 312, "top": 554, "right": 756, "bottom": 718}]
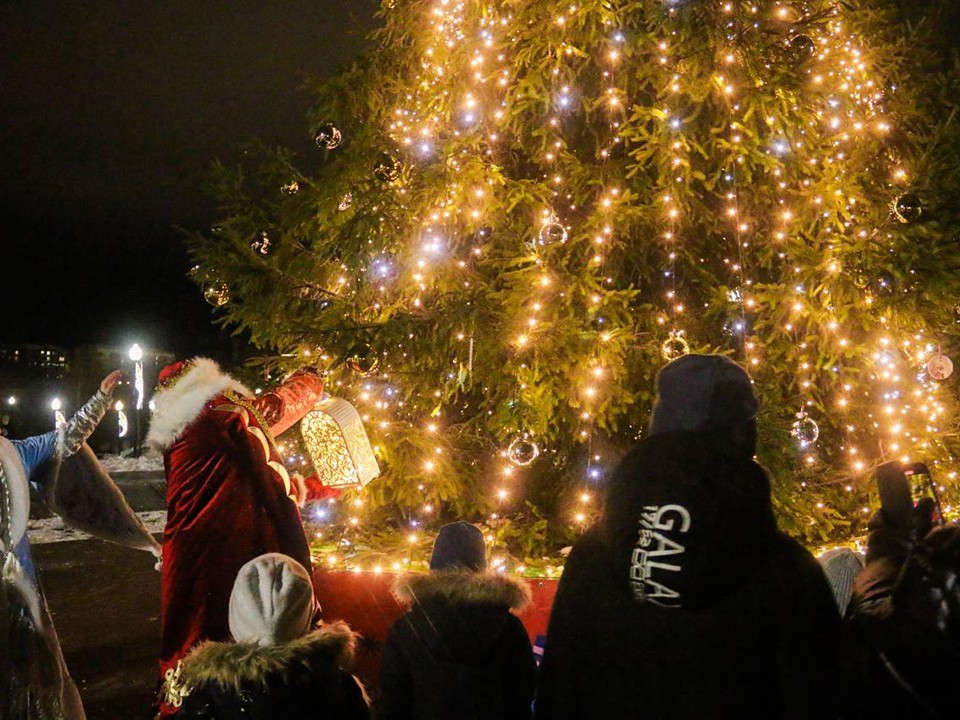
[
  {"left": 535, "top": 355, "right": 843, "bottom": 720},
  {"left": 379, "top": 521, "right": 537, "bottom": 720}
]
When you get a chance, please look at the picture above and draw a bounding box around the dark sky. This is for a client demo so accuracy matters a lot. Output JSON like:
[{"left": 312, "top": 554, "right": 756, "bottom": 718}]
[{"left": 0, "top": 0, "right": 378, "bottom": 357}]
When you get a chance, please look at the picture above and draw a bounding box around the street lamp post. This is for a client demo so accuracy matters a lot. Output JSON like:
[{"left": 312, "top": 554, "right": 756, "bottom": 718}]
[
  {"left": 50, "top": 397, "right": 65, "bottom": 429},
  {"left": 129, "top": 344, "right": 144, "bottom": 456}
]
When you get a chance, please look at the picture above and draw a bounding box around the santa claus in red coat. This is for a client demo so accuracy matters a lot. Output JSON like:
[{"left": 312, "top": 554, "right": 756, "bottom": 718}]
[{"left": 146, "top": 358, "right": 325, "bottom": 715}]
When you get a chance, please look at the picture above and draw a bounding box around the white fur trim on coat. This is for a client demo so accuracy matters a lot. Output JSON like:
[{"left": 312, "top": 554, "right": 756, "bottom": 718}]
[{"left": 146, "top": 358, "right": 251, "bottom": 451}]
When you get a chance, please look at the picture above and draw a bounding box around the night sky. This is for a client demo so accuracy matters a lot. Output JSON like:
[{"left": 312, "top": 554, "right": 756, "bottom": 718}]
[{"left": 0, "top": 0, "right": 379, "bottom": 357}]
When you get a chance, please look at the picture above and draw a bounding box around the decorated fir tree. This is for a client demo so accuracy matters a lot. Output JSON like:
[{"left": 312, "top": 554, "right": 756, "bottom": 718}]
[{"left": 188, "top": 0, "right": 960, "bottom": 570}]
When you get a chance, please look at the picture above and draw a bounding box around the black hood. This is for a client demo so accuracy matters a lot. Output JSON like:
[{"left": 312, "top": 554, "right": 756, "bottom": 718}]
[
  {"left": 601, "top": 430, "right": 779, "bottom": 610},
  {"left": 391, "top": 572, "right": 531, "bottom": 661}
]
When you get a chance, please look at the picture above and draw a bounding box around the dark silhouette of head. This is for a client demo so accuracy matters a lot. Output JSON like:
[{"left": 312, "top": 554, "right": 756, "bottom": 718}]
[{"left": 649, "top": 354, "right": 759, "bottom": 458}]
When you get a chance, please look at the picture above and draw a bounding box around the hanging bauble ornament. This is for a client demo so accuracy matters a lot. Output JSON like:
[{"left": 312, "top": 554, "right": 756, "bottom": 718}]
[
  {"left": 338, "top": 192, "right": 353, "bottom": 211},
  {"left": 872, "top": 272, "right": 895, "bottom": 296},
  {"left": 506, "top": 435, "right": 540, "bottom": 467},
  {"left": 892, "top": 193, "right": 923, "bottom": 224},
  {"left": 314, "top": 121, "right": 342, "bottom": 150},
  {"left": 473, "top": 226, "right": 493, "bottom": 243},
  {"left": 191, "top": 265, "right": 230, "bottom": 307},
  {"left": 251, "top": 231, "right": 271, "bottom": 255},
  {"left": 852, "top": 274, "right": 869, "bottom": 290},
  {"left": 532, "top": 220, "right": 568, "bottom": 249},
  {"left": 345, "top": 344, "right": 379, "bottom": 377},
  {"left": 373, "top": 152, "right": 403, "bottom": 182},
  {"left": 926, "top": 352, "right": 954, "bottom": 381},
  {"left": 787, "top": 34, "right": 816, "bottom": 63},
  {"left": 660, "top": 331, "right": 690, "bottom": 362},
  {"left": 281, "top": 180, "right": 299, "bottom": 195},
  {"left": 791, "top": 411, "right": 820, "bottom": 447},
  {"left": 203, "top": 282, "right": 231, "bottom": 308}
]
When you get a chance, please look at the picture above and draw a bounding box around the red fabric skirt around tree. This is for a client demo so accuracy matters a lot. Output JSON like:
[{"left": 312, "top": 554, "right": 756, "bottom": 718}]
[{"left": 311, "top": 570, "right": 558, "bottom": 698}]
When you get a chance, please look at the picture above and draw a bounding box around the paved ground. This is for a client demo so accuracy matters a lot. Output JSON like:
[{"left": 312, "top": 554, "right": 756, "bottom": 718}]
[
  {"left": 31, "top": 470, "right": 167, "bottom": 719},
  {"left": 34, "top": 537, "right": 163, "bottom": 720}
]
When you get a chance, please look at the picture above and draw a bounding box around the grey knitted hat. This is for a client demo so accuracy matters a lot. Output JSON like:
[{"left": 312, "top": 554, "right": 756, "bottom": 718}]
[
  {"left": 228, "top": 553, "right": 315, "bottom": 646},
  {"left": 817, "top": 546, "right": 864, "bottom": 617}
]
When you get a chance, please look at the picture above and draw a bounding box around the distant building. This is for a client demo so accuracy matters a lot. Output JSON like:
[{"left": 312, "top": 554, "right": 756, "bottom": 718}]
[
  {"left": 0, "top": 344, "right": 69, "bottom": 380},
  {"left": 0, "top": 343, "right": 175, "bottom": 448}
]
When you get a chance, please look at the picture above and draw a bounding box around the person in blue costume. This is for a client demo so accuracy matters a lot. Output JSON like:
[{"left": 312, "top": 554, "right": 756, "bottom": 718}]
[{"left": 1, "top": 370, "right": 162, "bottom": 719}]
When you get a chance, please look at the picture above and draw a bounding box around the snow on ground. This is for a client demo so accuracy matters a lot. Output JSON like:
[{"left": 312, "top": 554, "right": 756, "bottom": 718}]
[
  {"left": 28, "top": 511, "right": 167, "bottom": 544},
  {"left": 98, "top": 452, "right": 164, "bottom": 472}
]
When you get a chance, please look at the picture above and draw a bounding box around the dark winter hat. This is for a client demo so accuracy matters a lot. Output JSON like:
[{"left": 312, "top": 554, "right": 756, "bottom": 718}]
[
  {"left": 429, "top": 521, "right": 487, "bottom": 572},
  {"left": 649, "top": 354, "right": 758, "bottom": 436}
]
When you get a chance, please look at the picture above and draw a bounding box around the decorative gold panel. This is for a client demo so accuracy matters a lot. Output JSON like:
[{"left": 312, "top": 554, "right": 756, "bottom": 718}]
[{"left": 301, "top": 397, "right": 380, "bottom": 489}]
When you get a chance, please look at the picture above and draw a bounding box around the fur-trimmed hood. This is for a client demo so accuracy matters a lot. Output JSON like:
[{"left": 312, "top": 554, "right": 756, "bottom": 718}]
[
  {"left": 181, "top": 621, "right": 356, "bottom": 692},
  {"left": 146, "top": 358, "right": 251, "bottom": 451},
  {"left": 390, "top": 571, "right": 533, "bottom": 664},
  {"left": 392, "top": 571, "right": 532, "bottom": 612},
  {"left": 0, "top": 436, "right": 30, "bottom": 553}
]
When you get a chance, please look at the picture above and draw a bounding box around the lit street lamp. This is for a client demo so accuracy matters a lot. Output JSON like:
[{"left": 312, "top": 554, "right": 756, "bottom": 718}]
[
  {"left": 116, "top": 400, "right": 128, "bottom": 439},
  {"left": 129, "top": 343, "right": 144, "bottom": 456},
  {"left": 51, "top": 397, "right": 65, "bottom": 429}
]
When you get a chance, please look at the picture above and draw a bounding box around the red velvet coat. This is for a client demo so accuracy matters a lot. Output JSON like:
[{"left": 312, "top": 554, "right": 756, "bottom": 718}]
[{"left": 146, "top": 359, "right": 324, "bottom": 715}]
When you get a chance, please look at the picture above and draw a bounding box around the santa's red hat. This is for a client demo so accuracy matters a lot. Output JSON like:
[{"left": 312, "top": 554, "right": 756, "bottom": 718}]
[{"left": 156, "top": 360, "right": 191, "bottom": 390}]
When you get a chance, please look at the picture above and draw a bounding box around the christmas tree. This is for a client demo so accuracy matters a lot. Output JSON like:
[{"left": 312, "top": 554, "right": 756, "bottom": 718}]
[{"left": 189, "top": 0, "right": 960, "bottom": 570}]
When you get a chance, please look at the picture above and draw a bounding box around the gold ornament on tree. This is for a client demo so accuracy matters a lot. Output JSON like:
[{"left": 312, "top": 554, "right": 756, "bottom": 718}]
[
  {"left": 314, "top": 121, "right": 342, "bottom": 150},
  {"left": 506, "top": 434, "right": 540, "bottom": 466},
  {"left": 345, "top": 343, "right": 379, "bottom": 376},
  {"left": 191, "top": 265, "right": 231, "bottom": 307},
  {"left": 373, "top": 152, "right": 403, "bottom": 182},
  {"left": 660, "top": 331, "right": 690, "bottom": 362},
  {"left": 891, "top": 193, "right": 924, "bottom": 224},
  {"left": 791, "top": 410, "right": 820, "bottom": 447},
  {"left": 787, "top": 34, "right": 816, "bottom": 63},
  {"left": 301, "top": 396, "right": 380, "bottom": 489},
  {"left": 532, "top": 219, "right": 568, "bottom": 249},
  {"left": 251, "top": 231, "right": 271, "bottom": 255}
]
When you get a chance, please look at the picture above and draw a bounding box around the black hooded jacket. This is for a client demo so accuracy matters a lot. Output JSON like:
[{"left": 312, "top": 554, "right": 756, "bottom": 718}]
[
  {"left": 845, "top": 516, "right": 960, "bottom": 719},
  {"left": 379, "top": 571, "right": 537, "bottom": 720},
  {"left": 534, "top": 430, "right": 844, "bottom": 719}
]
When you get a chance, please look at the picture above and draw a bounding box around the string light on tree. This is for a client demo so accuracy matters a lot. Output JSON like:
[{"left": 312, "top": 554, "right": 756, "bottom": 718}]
[{"left": 188, "top": 0, "right": 960, "bottom": 570}]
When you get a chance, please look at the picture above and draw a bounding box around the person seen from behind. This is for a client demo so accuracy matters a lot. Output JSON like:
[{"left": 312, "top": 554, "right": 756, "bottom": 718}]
[
  {"left": 379, "top": 520, "right": 537, "bottom": 720},
  {"left": 176, "top": 552, "right": 370, "bottom": 719},
  {"left": 534, "top": 353, "right": 844, "bottom": 719},
  {"left": 843, "top": 460, "right": 960, "bottom": 719},
  {"left": 1, "top": 370, "right": 161, "bottom": 719}
]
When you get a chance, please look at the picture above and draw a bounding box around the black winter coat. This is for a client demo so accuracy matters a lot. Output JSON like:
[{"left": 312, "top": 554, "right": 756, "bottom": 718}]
[
  {"left": 176, "top": 621, "right": 370, "bottom": 720},
  {"left": 845, "top": 517, "right": 960, "bottom": 719},
  {"left": 535, "top": 430, "right": 844, "bottom": 720},
  {"left": 379, "top": 571, "right": 538, "bottom": 720}
]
